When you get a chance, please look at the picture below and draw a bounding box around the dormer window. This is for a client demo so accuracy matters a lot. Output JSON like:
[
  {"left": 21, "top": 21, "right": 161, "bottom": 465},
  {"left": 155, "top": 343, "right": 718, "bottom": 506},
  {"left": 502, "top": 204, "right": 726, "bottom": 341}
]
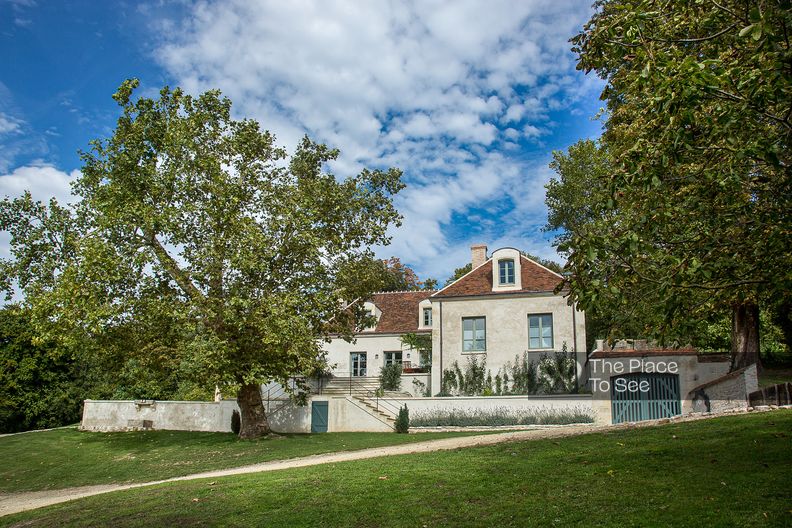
[
  {"left": 498, "top": 259, "right": 515, "bottom": 285},
  {"left": 423, "top": 307, "right": 432, "bottom": 327}
]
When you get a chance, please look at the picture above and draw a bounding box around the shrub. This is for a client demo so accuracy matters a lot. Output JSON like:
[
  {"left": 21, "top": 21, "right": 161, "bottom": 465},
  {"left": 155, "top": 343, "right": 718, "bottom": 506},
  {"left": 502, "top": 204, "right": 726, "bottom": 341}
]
[
  {"left": 411, "top": 406, "right": 594, "bottom": 427},
  {"left": 231, "top": 409, "right": 241, "bottom": 435},
  {"left": 538, "top": 350, "right": 577, "bottom": 394},
  {"left": 395, "top": 404, "right": 409, "bottom": 433},
  {"left": 379, "top": 363, "right": 403, "bottom": 391}
]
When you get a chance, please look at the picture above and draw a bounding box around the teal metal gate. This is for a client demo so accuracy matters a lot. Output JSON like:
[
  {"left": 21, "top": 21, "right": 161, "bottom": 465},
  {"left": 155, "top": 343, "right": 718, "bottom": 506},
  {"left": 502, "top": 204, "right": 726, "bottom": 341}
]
[
  {"left": 611, "top": 373, "right": 681, "bottom": 424},
  {"left": 311, "top": 401, "right": 328, "bottom": 433}
]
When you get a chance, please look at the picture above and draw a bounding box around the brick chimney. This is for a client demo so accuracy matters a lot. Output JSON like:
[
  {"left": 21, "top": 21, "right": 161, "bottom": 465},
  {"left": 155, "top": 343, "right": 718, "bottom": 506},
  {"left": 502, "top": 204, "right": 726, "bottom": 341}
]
[{"left": 471, "top": 244, "right": 488, "bottom": 269}]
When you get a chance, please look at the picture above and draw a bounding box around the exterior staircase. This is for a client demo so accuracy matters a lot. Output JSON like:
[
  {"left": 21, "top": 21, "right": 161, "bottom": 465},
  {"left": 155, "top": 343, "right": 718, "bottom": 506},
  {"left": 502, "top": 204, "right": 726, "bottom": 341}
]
[{"left": 316, "top": 376, "right": 412, "bottom": 428}]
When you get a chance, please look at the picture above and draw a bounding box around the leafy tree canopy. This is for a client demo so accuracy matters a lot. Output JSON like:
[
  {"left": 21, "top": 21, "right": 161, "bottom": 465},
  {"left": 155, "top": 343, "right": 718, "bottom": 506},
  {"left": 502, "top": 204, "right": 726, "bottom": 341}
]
[
  {"left": 548, "top": 1, "right": 791, "bottom": 367},
  {"left": 0, "top": 79, "right": 405, "bottom": 437}
]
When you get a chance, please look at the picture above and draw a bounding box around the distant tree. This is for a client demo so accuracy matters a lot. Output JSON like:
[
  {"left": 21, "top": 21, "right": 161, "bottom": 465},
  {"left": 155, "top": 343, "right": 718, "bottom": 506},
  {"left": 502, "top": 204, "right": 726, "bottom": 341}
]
[
  {"left": 0, "top": 79, "right": 404, "bottom": 438},
  {"left": 0, "top": 307, "right": 88, "bottom": 433},
  {"left": 444, "top": 263, "right": 472, "bottom": 286}
]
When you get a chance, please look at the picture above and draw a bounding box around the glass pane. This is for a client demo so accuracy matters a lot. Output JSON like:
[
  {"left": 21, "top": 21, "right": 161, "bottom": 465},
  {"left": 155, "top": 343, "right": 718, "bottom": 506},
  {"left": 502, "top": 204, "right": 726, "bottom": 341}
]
[
  {"left": 463, "top": 319, "right": 473, "bottom": 331},
  {"left": 529, "top": 326, "right": 539, "bottom": 338},
  {"left": 529, "top": 316, "right": 538, "bottom": 329},
  {"left": 463, "top": 329, "right": 473, "bottom": 341},
  {"left": 530, "top": 337, "right": 540, "bottom": 348},
  {"left": 463, "top": 340, "right": 473, "bottom": 351},
  {"left": 542, "top": 315, "right": 552, "bottom": 328},
  {"left": 475, "top": 339, "right": 485, "bottom": 350},
  {"left": 542, "top": 336, "right": 553, "bottom": 348},
  {"left": 542, "top": 326, "right": 552, "bottom": 338}
]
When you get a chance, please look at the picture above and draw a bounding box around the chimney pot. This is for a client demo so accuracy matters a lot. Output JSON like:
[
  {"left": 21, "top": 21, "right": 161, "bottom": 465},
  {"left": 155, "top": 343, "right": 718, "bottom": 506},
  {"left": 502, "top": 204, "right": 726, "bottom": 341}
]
[{"left": 471, "top": 244, "right": 487, "bottom": 269}]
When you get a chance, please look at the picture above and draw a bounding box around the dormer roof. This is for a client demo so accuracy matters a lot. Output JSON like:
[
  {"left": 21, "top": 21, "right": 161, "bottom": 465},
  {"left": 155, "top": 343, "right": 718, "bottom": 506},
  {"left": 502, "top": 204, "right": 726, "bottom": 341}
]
[{"left": 432, "top": 252, "right": 563, "bottom": 299}]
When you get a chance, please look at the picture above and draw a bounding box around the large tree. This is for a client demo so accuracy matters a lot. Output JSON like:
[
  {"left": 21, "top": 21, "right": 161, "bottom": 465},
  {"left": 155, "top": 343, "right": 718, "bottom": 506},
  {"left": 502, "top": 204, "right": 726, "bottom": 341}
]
[
  {"left": 550, "top": 1, "right": 791, "bottom": 368},
  {"left": 0, "top": 79, "right": 404, "bottom": 438}
]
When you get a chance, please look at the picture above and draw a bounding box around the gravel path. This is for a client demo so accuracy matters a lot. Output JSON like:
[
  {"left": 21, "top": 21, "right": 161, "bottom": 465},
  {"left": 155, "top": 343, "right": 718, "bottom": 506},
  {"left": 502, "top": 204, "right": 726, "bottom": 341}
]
[{"left": 0, "top": 409, "right": 774, "bottom": 518}]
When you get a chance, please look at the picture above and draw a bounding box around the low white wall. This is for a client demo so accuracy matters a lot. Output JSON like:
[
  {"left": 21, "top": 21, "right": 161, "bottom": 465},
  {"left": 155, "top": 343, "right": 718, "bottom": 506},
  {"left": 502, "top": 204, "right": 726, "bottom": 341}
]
[
  {"left": 394, "top": 394, "right": 595, "bottom": 423},
  {"left": 81, "top": 396, "right": 394, "bottom": 434},
  {"left": 81, "top": 400, "right": 238, "bottom": 433}
]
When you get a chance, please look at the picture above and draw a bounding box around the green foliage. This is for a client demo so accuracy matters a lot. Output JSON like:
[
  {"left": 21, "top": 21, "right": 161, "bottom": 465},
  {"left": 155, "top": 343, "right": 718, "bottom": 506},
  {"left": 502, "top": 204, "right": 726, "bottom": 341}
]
[
  {"left": 548, "top": 3, "right": 792, "bottom": 362},
  {"left": 0, "top": 80, "right": 405, "bottom": 435},
  {"left": 442, "top": 357, "right": 488, "bottom": 396},
  {"left": 538, "top": 350, "right": 577, "bottom": 394},
  {"left": 411, "top": 378, "right": 431, "bottom": 397},
  {"left": 0, "top": 307, "right": 96, "bottom": 433},
  {"left": 395, "top": 404, "right": 409, "bottom": 433},
  {"left": 379, "top": 363, "right": 403, "bottom": 391},
  {"left": 400, "top": 332, "right": 432, "bottom": 368},
  {"left": 506, "top": 353, "right": 540, "bottom": 395},
  {"left": 443, "top": 263, "right": 471, "bottom": 286},
  {"left": 411, "top": 406, "right": 594, "bottom": 427},
  {"left": 376, "top": 257, "right": 435, "bottom": 291}
]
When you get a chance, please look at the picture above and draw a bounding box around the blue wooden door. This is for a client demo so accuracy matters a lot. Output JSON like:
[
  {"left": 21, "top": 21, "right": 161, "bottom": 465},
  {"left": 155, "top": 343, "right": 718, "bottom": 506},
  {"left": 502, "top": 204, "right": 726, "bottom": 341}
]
[
  {"left": 311, "top": 401, "right": 328, "bottom": 433},
  {"left": 611, "top": 373, "right": 680, "bottom": 424}
]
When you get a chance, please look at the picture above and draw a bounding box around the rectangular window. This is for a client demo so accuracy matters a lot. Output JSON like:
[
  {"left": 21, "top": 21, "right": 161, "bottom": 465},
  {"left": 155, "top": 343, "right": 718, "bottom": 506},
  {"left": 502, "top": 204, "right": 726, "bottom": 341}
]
[
  {"left": 528, "top": 314, "right": 553, "bottom": 349},
  {"left": 498, "top": 259, "right": 515, "bottom": 285},
  {"left": 423, "top": 307, "right": 432, "bottom": 326},
  {"left": 350, "top": 352, "right": 367, "bottom": 376},
  {"left": 384, "top": 351, "right": 403, "bottom": 366},
  {"left": 462, "top": 317, "right": 486, "bottom": 352}
]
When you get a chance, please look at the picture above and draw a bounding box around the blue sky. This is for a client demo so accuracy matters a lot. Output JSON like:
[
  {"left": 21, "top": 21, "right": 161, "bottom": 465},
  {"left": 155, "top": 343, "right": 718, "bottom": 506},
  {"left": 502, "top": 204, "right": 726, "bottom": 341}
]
[{"left": 0, "top": 0, "right": 604, "bottom": 282}]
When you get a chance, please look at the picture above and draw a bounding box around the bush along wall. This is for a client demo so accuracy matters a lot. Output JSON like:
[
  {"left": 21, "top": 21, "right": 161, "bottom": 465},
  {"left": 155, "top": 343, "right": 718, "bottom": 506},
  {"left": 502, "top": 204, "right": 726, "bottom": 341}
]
[
  {"left": 411, "top": 405, "right": 594, "bottom": 427},
  {"left": 438, "top": 344, "right": 578, "bottom": 397}
]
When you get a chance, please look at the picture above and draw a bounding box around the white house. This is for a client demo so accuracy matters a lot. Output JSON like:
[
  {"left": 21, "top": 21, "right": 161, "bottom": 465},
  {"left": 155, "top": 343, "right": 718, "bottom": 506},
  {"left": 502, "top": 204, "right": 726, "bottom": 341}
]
[
  {"left": 323, "top": 244, "right": 586, "bottom": 396},
  {"left": 323, "top": 290, "right": 433, "bottom": 394},
  {"left": 429, "top": 245, "right": 587, "bottom": 394}
]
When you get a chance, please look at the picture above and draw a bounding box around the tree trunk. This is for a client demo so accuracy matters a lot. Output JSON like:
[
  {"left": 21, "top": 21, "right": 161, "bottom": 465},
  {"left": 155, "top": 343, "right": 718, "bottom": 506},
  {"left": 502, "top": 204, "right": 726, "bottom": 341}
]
[
  {"left": 236, "top": 383, "right": 272, "bottom": 439},
  {"left": 731, "top": 301, "right": 761, "bottom": 371}
]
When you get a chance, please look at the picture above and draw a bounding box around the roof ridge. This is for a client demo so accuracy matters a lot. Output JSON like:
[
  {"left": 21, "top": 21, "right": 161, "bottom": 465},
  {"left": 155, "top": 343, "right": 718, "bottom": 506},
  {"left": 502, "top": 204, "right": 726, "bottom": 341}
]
[{"left": 372, "top": 290, "right": 436, "bottom": 294}]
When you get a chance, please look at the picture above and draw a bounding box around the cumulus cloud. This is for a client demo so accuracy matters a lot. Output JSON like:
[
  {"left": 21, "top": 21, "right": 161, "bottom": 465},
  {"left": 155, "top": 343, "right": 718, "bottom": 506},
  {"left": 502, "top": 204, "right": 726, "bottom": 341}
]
[
  {"left": 0, "top": 164, "right": 79, "bottom": 205},
  {"left": 152, "top": 0, "right": 598, "bottom": 279}
]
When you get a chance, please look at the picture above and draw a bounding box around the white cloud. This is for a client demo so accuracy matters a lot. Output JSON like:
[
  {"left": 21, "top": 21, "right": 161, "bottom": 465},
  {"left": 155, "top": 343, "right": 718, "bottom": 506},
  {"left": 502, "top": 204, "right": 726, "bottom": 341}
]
[
  {"left": 0, "top": 112, "right": 22, "bottom": 135},
  {"left": 152, "top": 0, "right": 597, "bottom": 280},
  {"left": 0, "top": 164, "right": 79, "bottom": 205}
]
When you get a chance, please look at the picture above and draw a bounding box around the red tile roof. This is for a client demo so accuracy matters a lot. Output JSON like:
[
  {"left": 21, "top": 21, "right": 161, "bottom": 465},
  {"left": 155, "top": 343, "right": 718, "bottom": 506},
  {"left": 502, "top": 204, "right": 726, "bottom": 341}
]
[
  {"left": 432, "top": 255, "right": 563, "bottom": 298},
  {"left": 364, "top": 291, "right": 434, "bottom": 334}
]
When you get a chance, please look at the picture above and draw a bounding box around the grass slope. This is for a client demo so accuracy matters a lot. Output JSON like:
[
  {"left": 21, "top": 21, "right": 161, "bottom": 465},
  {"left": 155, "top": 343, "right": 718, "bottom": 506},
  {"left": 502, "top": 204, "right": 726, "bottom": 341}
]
[
  {"left": 3, "top": 410, "right": 790, "bottom": 527},
  {"left": 0, "top": 428, "right": 483, "bottom": 493}
]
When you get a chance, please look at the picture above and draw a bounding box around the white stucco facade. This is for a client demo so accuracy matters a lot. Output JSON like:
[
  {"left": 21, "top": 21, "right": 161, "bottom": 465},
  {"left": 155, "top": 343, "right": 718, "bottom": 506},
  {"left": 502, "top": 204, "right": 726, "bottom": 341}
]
[
  {"left": 430, "top": 293, "right": 587, "bottom": 393},
  {"left": 323, "top": 333, "right": 427, "bottom": 377}
]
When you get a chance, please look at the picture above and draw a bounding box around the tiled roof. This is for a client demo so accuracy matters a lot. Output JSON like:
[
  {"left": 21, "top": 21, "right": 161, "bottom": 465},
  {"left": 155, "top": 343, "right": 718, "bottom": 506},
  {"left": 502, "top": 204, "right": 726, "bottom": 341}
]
[
  {"left": 365, "top": 291, "right": 434, "bottom": 334},
  {"left": 432, "top": 255, "right": 562, "bottom": 298}
]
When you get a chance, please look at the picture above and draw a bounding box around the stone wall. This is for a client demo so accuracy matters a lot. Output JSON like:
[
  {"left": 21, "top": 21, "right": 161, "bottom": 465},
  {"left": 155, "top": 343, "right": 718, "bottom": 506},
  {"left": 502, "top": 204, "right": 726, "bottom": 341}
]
[{"left": 689, "top": 364, "right": 758, "bottom": 413}]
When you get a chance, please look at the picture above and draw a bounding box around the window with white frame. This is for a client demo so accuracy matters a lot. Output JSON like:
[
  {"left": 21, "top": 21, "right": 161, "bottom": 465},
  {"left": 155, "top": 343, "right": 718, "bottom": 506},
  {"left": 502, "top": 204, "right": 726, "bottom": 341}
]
[
  {"left": 462, "top": 317, "right": 486, "bottom": 352},
  {"left": 384, "top": 351, "right": 403, "bottom": 366},
  {"left": 498, "top": 259, "right": 515, "bottom": 285},
  {"left": 423, "top": 307, "right": 432, "bottom": 326},
  {"left": 528, "top": 314, "right": 553, "bottom": 349}
]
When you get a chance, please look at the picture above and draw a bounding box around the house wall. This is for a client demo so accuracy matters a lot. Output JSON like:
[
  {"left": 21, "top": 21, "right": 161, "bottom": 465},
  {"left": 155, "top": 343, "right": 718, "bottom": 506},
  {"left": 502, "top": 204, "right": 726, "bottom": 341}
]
[
  {"left": 323, "top": 333, "right": 424, "bottom": 377},
  {"left": 431, "top": 293, "right": 587, "bottom": 394}
]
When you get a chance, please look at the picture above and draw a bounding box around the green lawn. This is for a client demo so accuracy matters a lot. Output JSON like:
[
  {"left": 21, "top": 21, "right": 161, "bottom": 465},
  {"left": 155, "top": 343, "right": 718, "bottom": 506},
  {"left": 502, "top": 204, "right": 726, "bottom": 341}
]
[
  {"left": 0, "top": 428, "right": 485, "bottom": 493},
  {"left": 3, "top": 410, "right": 790, "bottom": 527}
]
